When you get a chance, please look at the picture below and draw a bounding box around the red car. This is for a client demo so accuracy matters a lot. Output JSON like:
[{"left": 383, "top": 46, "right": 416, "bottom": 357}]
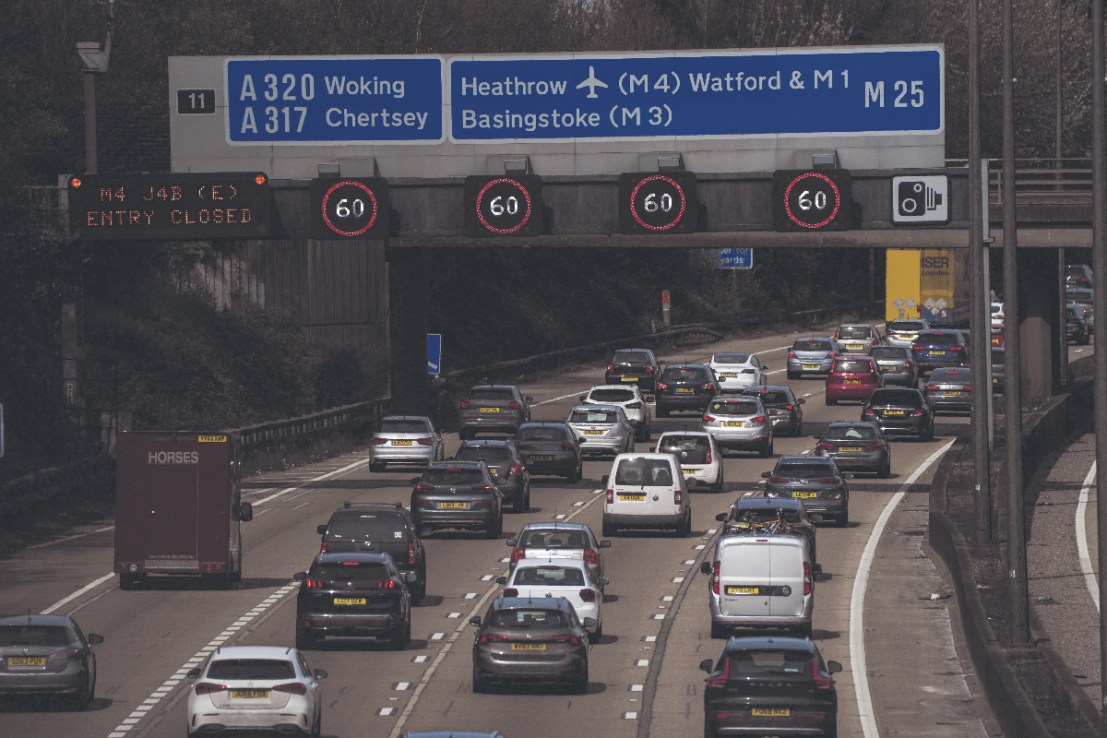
[{"left": 825, "top": 355, "right": 884, "bottom": 405}]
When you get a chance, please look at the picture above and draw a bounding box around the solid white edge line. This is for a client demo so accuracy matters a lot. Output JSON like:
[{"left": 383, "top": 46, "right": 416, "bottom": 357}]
[
  {"left": 850, "top": 437, "right": 956, "bottom": 738},
  {"left": 43, "top": 573, "right": 118, "bottom": 614},
  {"left": 1075, "top": 460, "right": 1099, "bottom": 611}
]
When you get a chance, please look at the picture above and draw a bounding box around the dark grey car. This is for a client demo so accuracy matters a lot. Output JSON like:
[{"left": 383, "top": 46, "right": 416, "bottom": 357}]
[
  {"left": 868, "top": 345, "right": 918, "bottom": 387},
  {"left": 410, "top": 461, "right": 503, "bottom": 538},
  {"left": 924, "top": 366, "right": 973, "bottom": 414},
  {"left": 655, "top": 363, "right": 719, "bottom": 417},
  {"left": 861, "top": 387, "right": 936, "bottom": 440},
  {"left": 760, "top": 455, "right": 851, "bottom": 526},
  {"left": 604, "top": 348, "right": 661, "bottom": 394},
  {"left": 815, "top": 421, "right": 891, "bottom": 478},
  {"left": 740, "top": 385, "right": 805, "bottom": 437},
  {"left": 455, "top": 439, "right": 531, "bottom": 513},
  {"left": 457, "top": 385, "right": 532, "bottom": 439},
  {"left": 514, "top": 422, "right": 584, "bottom": 482},
  {"left": 0, "top": 614, "right": 103, "bottom": 710}
]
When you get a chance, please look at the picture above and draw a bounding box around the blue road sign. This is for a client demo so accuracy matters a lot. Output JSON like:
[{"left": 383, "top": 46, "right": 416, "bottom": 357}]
[
  {"left": 427, "top": 333, "right": 442, "bottom": 376},
  {"left": 225, "top": 57, "right": 444, "bottom": 143},
  {"left": 718, "top": 248, "right": 753, "bottom": 270},
  {"left": 449, "top": 46, "right": 942, "bottom": 142}
]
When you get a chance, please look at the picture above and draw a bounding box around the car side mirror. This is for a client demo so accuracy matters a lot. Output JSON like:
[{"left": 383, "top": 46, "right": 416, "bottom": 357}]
[
  {"left": 715, "top": 512, "right": 727, "bottom": 522},
  {"left": 237, "top": 502, "right": 253, "bottom": 522},
  {"left": 404, "top": 571, "right": 418, "bottom": 584},
  {"left": 601, "top": 474, "right": 609, "bottom": 486},
  {"left": 313, "top": 669, "right": 328, "bottom": 680},
  {"left": 599, "top": 540, "right": 612, "bottom": 548},
  {"left": 842, "top": 472, "right": 854, "bottom": 480},
  {"left": 827, "top": 660, "right": 843, "bottom": 674},
  {"left": 470, "top": 617, "right": 482, "bottom": 627},
  {"left": 797, "top": 398, "right": 806, "bottom": 405},
  {"left": 700, "top": 561, "right": 712, "bottom": 575},
  {"left": 294, "top": 572, "right": 307, "bottom": 581},
  {"left": 87, "top": 634, "right": 104, "bottom": 646},
  {"left": 699, "top": 659, "right": 715, "bottom": 674},
  {"left": 506, "top": 538, "right": 517, "bottom": 547},
  {"left": 316, "top": 524, "right": 328, "bottom": 535},
  {"left": 598, "top": 577, "right": 609, "bottom": 588},
  {"left": 495, "top": 576, "right": 507, "bottom": 585},
  {"left": 187, "top": 667, "right": 202, "bottom": 679},
  {"left": 761, "top": 471, "right": 771, "bottom": 478},
  {"left": 582, "top": 617, "right": 597, "bottom": 629}
]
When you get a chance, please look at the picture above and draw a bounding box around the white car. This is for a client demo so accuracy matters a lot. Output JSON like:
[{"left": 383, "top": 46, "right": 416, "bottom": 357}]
[
  {"left": 579, "top": 384, "right": 652, "bottom": 441},
  {"left": 602, "top": 452, "right": 692, "bottom": 537},
  {"left": 186, "top": 645, "right": 326, "bottom": 737},
  {"left": 990, "top": 302, "right": 1005, "bottom": 333},
  {"left": 498, "top": 559, "right": 606, "bottom": 636},
  {"left": 654, "top": 430, "right": 725, "bottom": 493},
  {"left": 707, "top": 352, "right": 765, "bottom": 394},
  {"left": 566, "top": 404, "right": 635, "bottom": 458}
]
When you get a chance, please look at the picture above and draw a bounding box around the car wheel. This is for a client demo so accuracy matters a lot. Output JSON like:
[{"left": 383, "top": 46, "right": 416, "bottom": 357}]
[
  {"left": 410, "top": 578, "right": 426, "bottom": 606},
  {"left": 710, "top": 621, "right": 727, "bottom": 639},
  {"left": 390, "top": 618, "right": 411, "bottom": 650},
  {"left": 922, "top": 423, "right": 935, "bottom": 442},
  {"left": 825, "top": 396, "right": 836, "bottom": 406},
  {"left": 711, "top": 474, "right": 724, "bottom": 494},
  {"left": 296, "top": 629, "right": 318, "bottom": 651},
  {"left": 512, "top": 488, "right": 527, "bottom": 513},
  {"left": 573, "top": 666, "right": 589, "bottom": 695},
  {"left": 791, "top": 420, "right": 802, "bottom": 437},
  {"left": 656, "top": 406, "right": 669, "bottom": 418},
  {"left": 796, "top": 622, "right": 813, "bottom": 639},
  {"left": 836, "top": 505, "right": 849, "bottom": 528},
  {"left": 369, "top": 461, "right": 385, "bottom": 473},
  {"left": 566, "top": 461, "right": 582, "bottom": 483},
  {"left": 119, "top": 573, "right": 143, "bottom": 591},
  {"left": 311, "top": 709, "right": 322, "bottom": 738},
  {"left": 787, "top": 371, "right": 799, "bottom": 380},
  {"left": 486, "top": 514, "right": 503, "bottom": 539},
  {"left": 679, "top": 510, "right": 692, "bottom": 537},
  {"left": 459, "top": 428, "right": 473, "bottom": 441},
  {"left": 879, "top": 458, "right": 891, "bottom": 479},
  {"left": 472, "top": 667, "right": 490, "bottom": 694},
  {"left": 759, "top": 439, "right": 773, "bottom": 458},
  {"left": 602, "top": 519, "right": 617, "bottom": 537}
]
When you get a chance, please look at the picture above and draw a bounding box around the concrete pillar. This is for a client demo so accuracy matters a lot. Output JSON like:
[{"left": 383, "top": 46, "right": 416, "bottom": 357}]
[
  {"left": 1016, "top": 249, "right": 1058, "bottom": 407},
  {"left": 387, "top": 247, "right": 429, "bottom": 416}
]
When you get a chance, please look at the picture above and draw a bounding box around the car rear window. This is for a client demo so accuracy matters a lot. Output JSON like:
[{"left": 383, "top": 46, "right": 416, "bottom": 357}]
[
  {"left": 793, "top": 339, "right": 833, "bottom": 352},
  {"left": 870, "top": 347, "right": 908, "bottom": 360},
  {"left": 520, "top": 529, "right": 587, "bottom": 548},
  {"left": 661, "top": 366, "right": 709, "bottom": 381},
  {"left": 490, "top": 608, "right": 565, "bottom": 629},
  {"left": 456, "top": 447, "right": 511, "bottom": 464},
  {"left": 724, "top": 649, "right": 814, "bottom": 678},
  {"left": 709, "top": 399, "right": 760, "bottom": 415},
  {"left": 775, "top": 462, "right": 834, "bottom": 478},
  {"left": 888, "top": 320, "right": 926, "bottom": 332},
  {"left": 744, "top": 389, "right": 791, "bottom": 406},
  {"left": 420, "top": 468, "right": 486, "bottom": 485},
  {"left": 327, "top": 513, "right": 406, "bottom": 541},
  {"left": 517, "top": 426, "right": 569, "bottom": 442},
  {"left": 612, "top": 350, "right": 650, "bottom": 364},
  {"left": 825, "top": 425, "right": 878, "bottom": 441},
  {"left": 930, "top": 369, "right": 970, "bottom": 382},
  {"left": 712, "top": 353, "right": 750, "bottom": 363},
  {"left": 207, "top": 659, "right": 296, "bottom": 680},
  {"left": 380, "top": 419, "right": 430, "bottom": 433},
  {"left": 659, "top": 436, "right": 710, "bottom": 463},
  {"left": 870, "top": 389, "right": 924, "bottom": 406},
  {"left": 468, "top": 388, "right": 515, "bottom": 401},
  {"left": 1067, "top": 288, "right": 1093, "bottom": 302},
  {"left": 513, "top": 565, "right": 586, "bottom": 586},
  {"left": 569, "top": 409, "right": 617, "bottom": 424},
  {"left": 732, "top": 507, "right": 803, "bottom": 524},
  {"left": 310, "top": 561, "right": 391, "bottom": 583},
  {"left": 837, "top": 326, "right": 871, "bottom": 339},
  {"left": 918, "top": 333, "right": 962, "bottom": 346},
  {"left": 992, "top": 349, "right": 1006, "bottom": 365},
  {"left": 832, "top": 359, "right": 873, "bottom": 373},
  {"left": 615, "top": 458, "right": 675, "bottom": 486},
  {"left": 0, "top": 625, "right": 72, "bottom": 647},
  {"left": 589, "top": 389, "right": 635, "bottom": 402}
]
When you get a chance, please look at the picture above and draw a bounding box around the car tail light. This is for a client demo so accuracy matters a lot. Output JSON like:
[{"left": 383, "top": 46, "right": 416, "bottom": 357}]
[
  {"left": 194, "top": 682, "right": 229, "bottom": 695},
  {"left": 951, "top": 345, "right": 963, "bottom": 352},
  {"left": 701, "top": 382, "right": 714, "bottom": 391},
  {"left": 783, "top": 404, "right": 795, "bottom": 411},
  {"left": 378, "top": 579, "right": 396, "bottom": 589},
  {"left": 273, "top": 681, "right": 308, "bottom": 695},
  {"left": 645, "top": 364, "right": 656, "bottom": 374},
  {"left": 414, "top": 484, "right": 428, "bottom": 493},
  {"left": 408, "top": 543, "right": 416, "bottom": 565},
  {"left": 674, "top": 487, "right": 682, "bottom": 505},
  {"left": 812, "top": 658, "right": 835, "bottom": 690},
  {"left": 459, "top": 400, "right": 472, "bottom": 409},
  {"left": 816, "top": 441, "right": 834, "bottom": 451},
  {"left": 551, "top": 634, "right": 582, "bottom": 646},
  {"left": 706, "top": 652, "right": 729, "bottom": 688},
  {"left": 512, "top": 548, "right": 525, "bottom": 562},
  {"left": 702, "top": 414, "right": 715, "bottom": 423},
  {"left": 804, "top": 561, "right": 813, "bottom": 596},
  {"left": 710, "top": 560, "right": 720, "bottom": 595},
  {"left": 788, "top": 351, "right": 797, "bottom": 359},
  {"left": 913, "top": 408, "right": 925, "bottom": 416},
  {"left": 704, "top": 449, "right": 712, "bottom": 464},
  {"left": 862, "top": 408, "right": 876, "bottom": 417},
  {"left": 903, "top": 362, "right": 912, "bottom": 369},
  {"left": 656, "top": 382, "right": 669, "bottom": 391},
  {"left": 751, "top": 415, "right": 767, "bottom": 426},
  {"left": 303, "top": 578, "right": 324, "bottom": 589},
  {"left": 912, "top": 344, "right": 924, "bottom": 351},
  {"left": 416, "top": 437, "right": 433, "bottom": 446},
  {"left": 562, "top": 440, "right": 575, "bottom": 450},
  {"left": 606, "top": 488, "right": 614, "bottom": 504},
  {"left": 926, "top": 385, "right": 938, "bottom": 391},
  {"left": 828, "top": 352, "right": 836, "bottom": 359},
  {"left": 370, "top": 437, "right": 387, "bottom": 445},
  {"left": 509, "top": 401, "right": 521, "bottom": 410},
  {"left": 479, "top": 633, "right": 509, "bottom": 644},
  {"left": 627, "top": 401, "right": 642, "bottom": 409},
  {"left": 503, "top": 588, "right": 519, "bottom": 598},
  {"left": 583, "top": 548, "right": 597, "bottom": 564},
  {"left": 319, "top": 538, "right": 327, "bottom": 553},
  {"left": 963, "top": 385, "right": 972, "bottom": 392},
  {"left": 510, "top": 462, "right": 521, "bottom": 475},
  {"left": 607, "top": 363, "right": 616, "bottom": 373},
  {"left": 817, "top": 478, "right": 838, "bottom": 485},
  {"left": 579, "top": 588, "right": 596, "bottom": 602},
  {"left": 864, "top": 442, "right": 884, "bottom": 451},
  {"left": 769, "top": 475, "right": 787, "bottom": 484}
]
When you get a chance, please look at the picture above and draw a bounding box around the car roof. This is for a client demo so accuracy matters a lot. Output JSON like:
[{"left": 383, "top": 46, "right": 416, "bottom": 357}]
[
  {"left": 742, "top": 385, "right": 792, "bottom": 393},
  {"left": 777, "top": 454, "right": 832, "bottom": 464},
  {"left": 513, "top": 558, "right": 588, "bottom": 571},
  {"left": 425, "top": 460, "right": 486, "bottom": 470},
  {"left": 518, "top": 421, "right": 572, "bottom": 430},
  {"left": 519, "top": 521, "right": 590, "bottom": 533},
  {"left": 209, "top": 644, "right": 297, "bottom": 660},
  {"left": 469, "top": 384, "right": 519, "bottom": 391},
  {"left": 492, "top": 595, "right": 574, "bottom": 611},
  {"left": 459, "top": 439, "right": 513, "bottom": 448},
  {"left": 734, "top": 497, "right": 804, "bottom": 511},
  {"left": 570, "top": 404, "right": 622, "bottom": 413},
  {"left": 658, "top": 430, "right": 711, "bottom": 438},
  {"left": 334, "top": 501, "right": 408, "bottom": 514},
  {"left": 314, "top": 551, "right": 395, "bottom": 566},
  {"left": 825, "top": 421, "right": 881, "bottom": 430},
  {"left": 614, "top": 452, "right": 678, "bottom": 461},
  {"left": 381, "top": 415, "right": 432, "bottom": 422},
  {"left": 589, "top": 384, "right": 640, "bottom": 392},
  {"left": 0, "top": 613, "right": 76, "bottom": 628},
  {"left": 834, "top": 353, "right": 874, "bottom": 360},
  {"left": 402, "top": 733, "right": 505, "bottom": 738},
  {"left": 721, "top": 635, "right": 820, "bottom": 655}
]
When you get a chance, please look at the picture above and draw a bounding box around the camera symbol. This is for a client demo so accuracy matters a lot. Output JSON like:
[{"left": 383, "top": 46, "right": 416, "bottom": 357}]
[{"left": 897, "top": 180, "right": 943, "bottom": 216}]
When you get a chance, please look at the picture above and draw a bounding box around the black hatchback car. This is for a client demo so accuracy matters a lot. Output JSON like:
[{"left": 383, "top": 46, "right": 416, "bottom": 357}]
[
  {"left": 294, "top": 552, "right": 413, "bottom": 651},
  {"left": 604, "top": 347, "right": 662, "bottom": 394},
  {"left": 457, "top": 385, "right": 532, "bottom": 440},
  {"left": 316, "top": 502, "right": 427, "bottom": 604},
  {"left": 514, "top": 422, "right": 584, "bottom": 482},
  {"left": 700, "top": 636, "right": 842, "bottom": 738},
  {"left": 411, "top": 461, "right": 504, "bottom": 538},
  {"left": 655, "top": 363, "right": 719, "bottom": 417},
  {"left": 861, "top": 387, "right": 935, "bottom": 441},
  {"left": 455, "top": 439, "right": 531, "bottom": 513},
  {"left": 741, "top": 385, "right": 806, "bottom": 437}
]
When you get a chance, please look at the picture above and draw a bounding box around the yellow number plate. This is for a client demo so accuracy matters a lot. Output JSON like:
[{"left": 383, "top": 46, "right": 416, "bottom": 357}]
[
  {"left": 931, "top": 350, "right": 947, "bottom": 355},
  {"left": 584, "top": 430, "right": 604, "bottom": 435},
  {"left": 844, "top": 379, "right": 862, "bottom": 384},
  {"left": 719, "top": 372, "right": 738, "bottom": 378},
  {"left": 676, "top": 387, "right": 694, "bottom": 393},
  {"left": 391, "top": 439, "right": 413, "bottom": 446},
  {"left": 802, "top": 364, "right": 819, "bottom": 370},
  {"left": 439, "top": 501, "right": 469, "bottom": 509},
  {"left": 681, "top": 468, "right": 695, "bottom": 475},
  {"left": 838, "top": 446, "right": 862, "bottom": 453},
  {"left": 479, "top": 407, "right": 501, "bottom": 413},
  {"left": 231, "top": 689, "right": 270, "bottom": 699},
  {"left": 510, "top": 643, "right": 547, "bottom": 652},
  {"left": 945, "top": 390, "right": 963, "bottom": 396},
  {"left": 618, "top": 494, "right": 645, "bottom": 502},
  {"left": 725, "top": 585, "right": 761, "bottom": 595},
  {"left": 793, "top": 491, "right": 818, "bottom": 499},
  {"left": 7, "top": 656, "right": 47, "bottom": 667},
  {"left": 333, "top": 596, "right": 367, "bottom": 606},
  {"left": 487, "top": 466, "right": 499, "bottom": 475},
  {"left": 530, "top": 454, "right": 553, "bottom": 461},
  {"left": 620, "top": 377, "right": 638, "bottom": 382},
  {"left": 883, "top": 409, "right": 906, "bottom": 416},
  {"left": 751, "top": 707, "right": 791, "bottom": 717},
  {"left": 723, "top": 421, "right": 744, "bottom": 428}
]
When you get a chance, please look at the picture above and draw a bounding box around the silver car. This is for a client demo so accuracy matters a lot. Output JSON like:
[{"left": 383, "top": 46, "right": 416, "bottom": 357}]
[
  {"left": 833, "top": 323, "right": 882, "bottom": 354},
  {"left": 566, "top": 404, "right": 635, "bottom": 458},
  {"left": 507, "top": 521, "right": 611, "bottom": 588},
  {"left": 884, "top": 319, "right": 930, "bottom": 348},
  {"left": 786, "top": 336, "right": 837, "bottom": 379},
  {"left": 0, "top": 614, "right": 103, "bottom": 710},
  {"left": 368, "top": 415, "right": 444, "bottom": 472},
  {"left": 579, "top": 384, "right": 652, "bottom": 441},
  {"left": 700, "top": 395, "right": 774, "bottom": 458}
]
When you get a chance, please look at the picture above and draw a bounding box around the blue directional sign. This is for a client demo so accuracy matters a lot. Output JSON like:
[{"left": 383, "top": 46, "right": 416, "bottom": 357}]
[
  {"left": 718, "top": 248, "right": 753, "bottom": 270},
  {"left": 449, "top": 46, "right": 942, "bottom": 142},
  {"left": 427, "top": 333, "right": 442, "bottom": 376},
  {"left": 224, "top": 57, "right": 444, "bottom": 143}
]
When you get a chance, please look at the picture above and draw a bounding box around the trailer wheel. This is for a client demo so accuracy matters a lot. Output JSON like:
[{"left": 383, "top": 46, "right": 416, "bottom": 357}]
[{"left": 119, "top": 574, "right": 144, "bottom": 591}]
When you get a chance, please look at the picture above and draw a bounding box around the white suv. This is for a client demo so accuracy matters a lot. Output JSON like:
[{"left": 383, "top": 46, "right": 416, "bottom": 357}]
[
  {"left": 579, "top": 384, "right": 652, "bottom": 441},
  {"left": 601, "top": 453, "right": 691, "bottom": 537},
  {"left": 655, "top": 431, "right": 725, "bottom": 493}
]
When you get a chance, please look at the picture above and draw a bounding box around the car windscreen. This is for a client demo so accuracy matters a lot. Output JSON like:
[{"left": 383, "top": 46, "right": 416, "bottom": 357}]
[
  {"left": 708, "top": 400, "right": 760, "bottom": 415},
  {"left": 870, "top": 347, "right": 908, "bottom": 360},
  {"left": 612, "top": 350, "right": 650, "bottom": 365},
  {"left": 310, "top": 562, "right": 391, "bottom": 583},
  {"left": 712, "top": 353, "right": 750, "bottom": 364},
  {"left": 792, "top": 339, "right": 833, "bottom": 352},
  {"left": 207, "top": 659, "right": 296, "bottom": 681},
  {"left": 327, "top": 513, "right": 406, "bottom": 540},
  {"left": 569, "top": 409, "right": 617, "bottom": 424},
  {"left": 0, "top": 625, "right": 72, "bottom": 647},
  {"left": 832, "top": 360, "right": 872, "bottom": 373},
  {"left": 420, "top": 468, "right": 485, "bottom": 485},
  {"left": 468, "top": 388, "right": 514, "bottom": 401},
  {"left": 615, "top": 458, "right": 675, "bottom": 486},
  {"left": 775, "top": 463, "right": 834, "bottom": 479},
  {"left": 456, "top": 447, "right": 511, "bottom": 464},
  {"left": 490, "top": 608, "right": 565, "bottom": 629},
  {"left": 991, "top": 350, "right": 1006, "bottom": 365},
  {"left": 659, "top": 436, "right": 710, "bottom": 463},
  {"left": 589, "top": 389, "right": 635, "bottom": 402},
  {"left": 724, "top": 649, "right": 814, "bottom": 679},
  {"left": 513, "top": 565, "right": 586, "bottom": 586},
  {"left": 824, "top": 425, "right": 878, "bottom": 441},
  {"left": 1067, "top": 288, "right": 1094, "bottom": 302},
  {"left": 516, "top": 426, "right": 568, "bottom": 442},
  {"left": 869, "top": 390, "right": 924, "bottom": 406},
  {"left": 380, "top": 419, "right": 430, "bottom": 433}
]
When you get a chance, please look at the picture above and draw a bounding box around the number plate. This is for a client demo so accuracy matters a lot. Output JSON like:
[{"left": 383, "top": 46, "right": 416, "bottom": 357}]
[
  {"left": 844, "top": 379, "right": 861, "bottom": 384},
  {"left": 719, "top": 372, "right": 738, "bottom": 378},
  {"left": 510, "top": 643, "right": 547, "bottom": 652},
  {"left": 439, "top": 501, "right": 469, "bottom": 509},
  {"left": 676, "top": 387, "right": 694, "bottom": 393},
  {"left": 725, "top": 585, "right": 762, "bottom": 595},
  {"left": 681, "top": 468, "right": 695, "bottom": 475},
  {"left": 620, "top": 377, "right": 638, "bottom": 382},
  {"left": 231, "top": 689, "right": 270, "bottom": 699},
  {"left": 838, "top": 446, "right": 863, "bottom": 452},
  {"left": 391, "top": 439, "right": 414, "bottom": 446},
  {"left": 584, "top": 429, "right": 604, "bottom": 435},
  {"left": 883, "top": 409, "right": 906, "bottom": 416},
  {"left": 529, "top": 454, "right": 553, "bottom": 462},
  {"left": 945, "top": 390, "right": 963, "bottom": 396},
  {"left": 487, "top": 466, "right": 499, "bottom": 475},
  {"left": 723, "top": 420, "right": 745, "bottom": 428},
  {"left": 7, "top": 656, "right": 47, "bottom": 667},
  {"left": 618, "top": 493, "right": 645, "bottom": 502},
  {"left": 931, "top": 350, "right": 947, "bottom": 355},
  {"left": 479, "top": 407, "right": 501, "bottom": 413},
  {"left": 333, "top": 596, "right": 367, "bottom": 606},
  {"left": 845, "top": 343, "right": 864, "bottom": 350},
  {"left": 802, "top": 364, "right": 819, "bottom": 370},
  {"left": 793, "top": 491, "right": 818, "bottom": 499},
  {"left": 751, "top": 707, "right": 791, "bottom": 717}
]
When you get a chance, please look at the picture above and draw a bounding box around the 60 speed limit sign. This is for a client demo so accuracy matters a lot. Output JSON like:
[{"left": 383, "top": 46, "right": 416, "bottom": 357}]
[
  {"left": 618, "top": 172, "right": 699, "bottom": 234},
  {"left": 310, "top": 178, "right": 390, "bottom": 239},
  {"left": 772, "top": 169, "right": 854, "bottom": 231},
  {"left": 464, "top": 175, "right": 544, "bottom": 237}
]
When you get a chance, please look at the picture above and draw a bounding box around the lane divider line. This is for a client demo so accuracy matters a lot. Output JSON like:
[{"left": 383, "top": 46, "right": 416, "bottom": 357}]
[{"left": 1075, "top": 460, "right": 1099, "bottom": 611}]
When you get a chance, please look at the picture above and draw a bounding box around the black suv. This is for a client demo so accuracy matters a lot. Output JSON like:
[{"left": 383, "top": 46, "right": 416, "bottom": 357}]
[
  {"left": 316, "top": 502, "right": 427, "bottom": 603},
  {"left": 294, "top": 552, "right": 413, "bottom": 650},
  {"left": 604, "top": 348, "right": 662, "bottom": 394},
  {"left": 457, "top": 385, "right": 532, "bottom": 440},
  {"left": 455, "top": 439, "right": 531, "bottom": 513},
  {"left": 411, "top": 461, "right": 504, "bottom": 538},
  {"left": 700, "top": 636, "right": 841, "bottom": 738},
  {"left": 654, "top": 363, "right": 719, "bottom": 417}
]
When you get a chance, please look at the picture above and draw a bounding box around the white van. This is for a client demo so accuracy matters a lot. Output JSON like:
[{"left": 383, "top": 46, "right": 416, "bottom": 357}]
[
  {"left": 699, "top": 534, "right": 814, "bottom": 638},
  {"left": 601, "top": 453, "right": 691, "bottom": 537}
]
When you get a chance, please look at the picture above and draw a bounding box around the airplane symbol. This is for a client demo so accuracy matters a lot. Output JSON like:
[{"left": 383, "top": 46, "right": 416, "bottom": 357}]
[{"left": 576, "top": 65, "right": 608, "bottom": 99}]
